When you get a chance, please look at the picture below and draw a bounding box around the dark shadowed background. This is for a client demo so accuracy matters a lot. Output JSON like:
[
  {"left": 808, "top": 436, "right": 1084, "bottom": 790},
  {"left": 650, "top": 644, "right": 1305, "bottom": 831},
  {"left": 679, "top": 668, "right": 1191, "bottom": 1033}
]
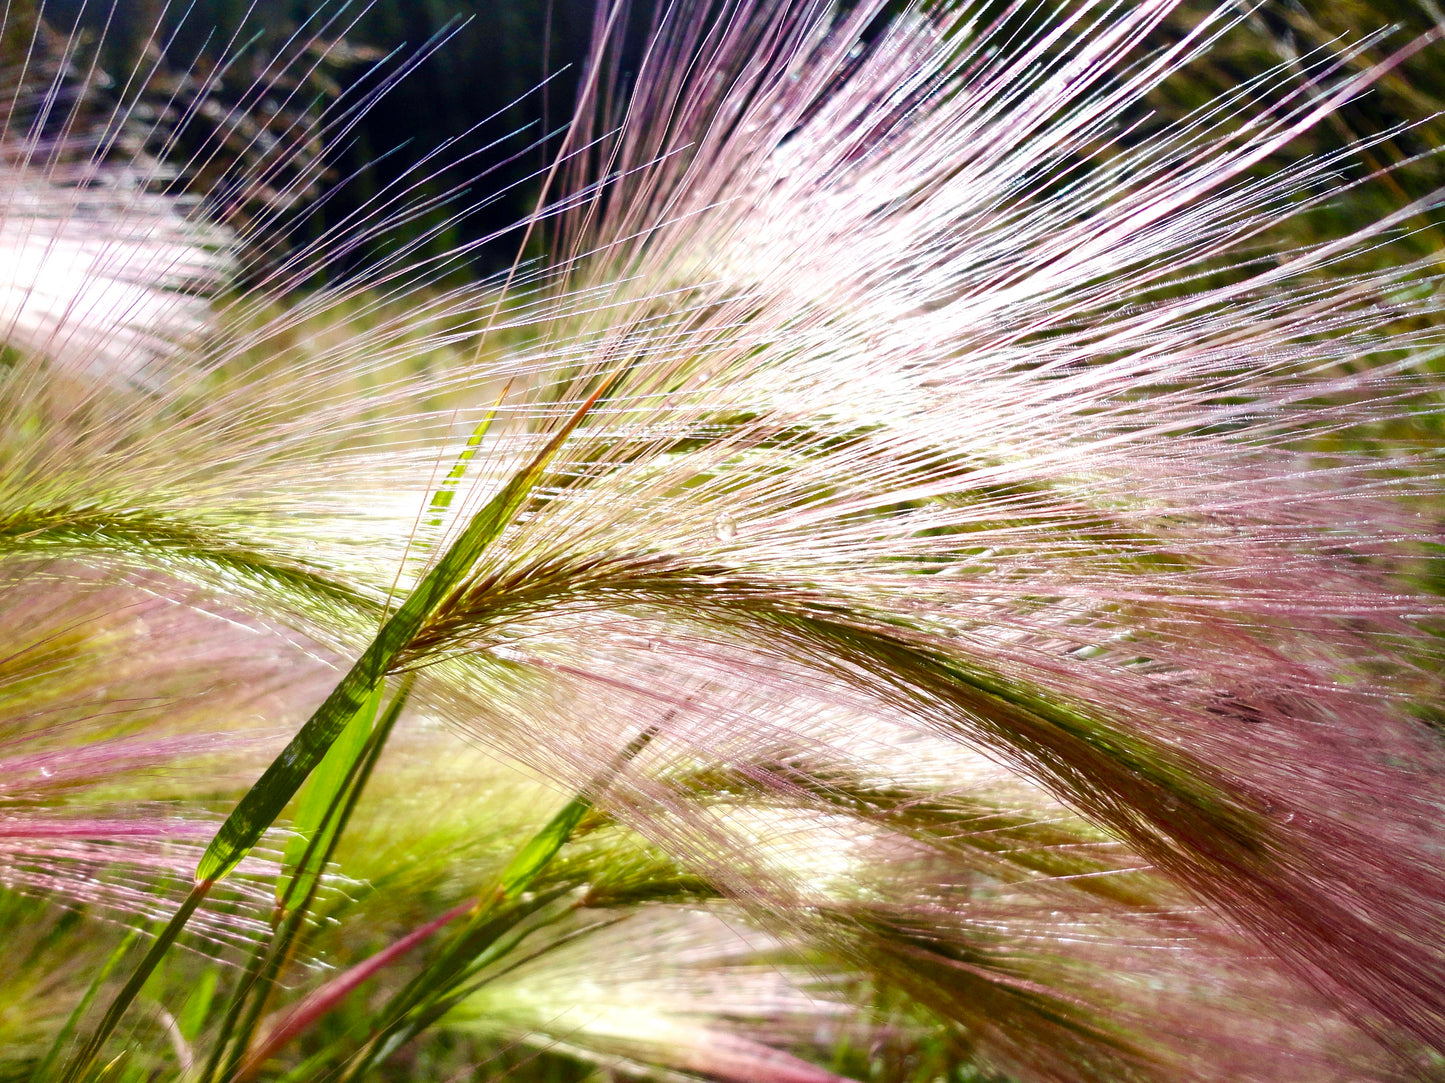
[{"left": 37, "top": 0, "right": 1445, "bottom": 279}]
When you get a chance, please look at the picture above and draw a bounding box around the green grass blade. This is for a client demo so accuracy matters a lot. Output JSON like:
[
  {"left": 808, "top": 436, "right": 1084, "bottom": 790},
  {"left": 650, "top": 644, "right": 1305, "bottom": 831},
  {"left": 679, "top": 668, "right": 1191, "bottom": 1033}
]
[
  {"left": 422, "top": 383, "right": 511, "bottom": 533},
  {"left": 208, "top": 677, "right": 417, "bottom": 1083},
  {"left": 231, "top": 900, "right": 474, "bottom": 1083},
  {"left": 177, "top": 968, "right": 219, "bottom": 1043},
  {"left": 496, "top": 796, "right": 594, "bottom": 901},
  {"left": 61, "top": 882, "right": 212, "bottom": 1083},
  {"left": 338, "top": 725, "right": 657, "bottom": 1078},
  {"left": 197, "top": 371, "right": 627, "bottom": 884},
  {"left": 358, "top": 894, "right": 591, "bottom": 1072},
  {"left": 275, "top": 682, "right": 385, "bottom": 910},
  {"left": 497, "top": 725, "right": 656, "bottom": 900},
  {"left": 340, "top": 889, "right": 580, "bottom": 1082},
  {"left": 34, "top": 925, "right": 143, "bottom": 1082}
]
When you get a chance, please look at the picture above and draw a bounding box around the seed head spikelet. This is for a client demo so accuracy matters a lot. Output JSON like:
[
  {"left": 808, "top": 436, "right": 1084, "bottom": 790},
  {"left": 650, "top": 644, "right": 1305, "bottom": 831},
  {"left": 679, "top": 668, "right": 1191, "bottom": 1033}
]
[
  {"left": 392, "top": 0, "right": 1445, "bottom": 1050},
  {"left": 3, "top": 0, "right": 1445, "bottom": 1078}
]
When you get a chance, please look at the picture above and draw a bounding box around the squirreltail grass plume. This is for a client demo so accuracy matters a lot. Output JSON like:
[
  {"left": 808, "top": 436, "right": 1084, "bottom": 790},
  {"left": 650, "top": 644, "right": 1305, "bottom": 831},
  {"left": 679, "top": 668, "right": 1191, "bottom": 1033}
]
[{"left": 3, "top": 0, "right": 1445, "bottom": 1080}]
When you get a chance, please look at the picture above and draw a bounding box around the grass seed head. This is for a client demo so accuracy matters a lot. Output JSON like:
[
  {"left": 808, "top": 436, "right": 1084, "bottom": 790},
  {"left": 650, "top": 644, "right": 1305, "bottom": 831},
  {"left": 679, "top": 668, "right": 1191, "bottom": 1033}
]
[{"left": 1, "top": 0, "right": 1444, "bottom": 1078}]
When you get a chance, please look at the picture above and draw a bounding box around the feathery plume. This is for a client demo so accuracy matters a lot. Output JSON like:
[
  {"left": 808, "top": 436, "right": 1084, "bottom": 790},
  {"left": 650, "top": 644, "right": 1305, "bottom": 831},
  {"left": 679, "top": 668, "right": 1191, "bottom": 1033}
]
[
  {"left": 1, "top": 0, "right": 1444, "bottom": 1080},
  {"left": 400, "top": 0, "right": 1445, "bottom": 1053}
]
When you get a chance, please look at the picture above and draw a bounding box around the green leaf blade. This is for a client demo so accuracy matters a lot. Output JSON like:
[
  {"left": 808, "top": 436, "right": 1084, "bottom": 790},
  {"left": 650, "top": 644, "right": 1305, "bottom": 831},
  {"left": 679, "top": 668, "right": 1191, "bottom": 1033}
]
[{"left": 275, "top": 682, "right": 384, "bottom": 907}]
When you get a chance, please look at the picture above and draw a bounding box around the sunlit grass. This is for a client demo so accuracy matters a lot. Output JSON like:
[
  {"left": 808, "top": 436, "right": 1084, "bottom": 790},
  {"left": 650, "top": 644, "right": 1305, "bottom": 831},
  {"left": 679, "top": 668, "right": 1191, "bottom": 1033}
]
[{"left": 2, "top": 0, "right": 1445, "bottom": 1080}]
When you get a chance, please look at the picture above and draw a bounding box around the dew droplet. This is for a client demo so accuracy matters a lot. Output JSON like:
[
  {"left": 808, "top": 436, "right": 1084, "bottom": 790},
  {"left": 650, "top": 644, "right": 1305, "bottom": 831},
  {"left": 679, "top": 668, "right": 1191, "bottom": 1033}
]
[{"left": 714, "top": 511, "right": 738, "bottom": 542}]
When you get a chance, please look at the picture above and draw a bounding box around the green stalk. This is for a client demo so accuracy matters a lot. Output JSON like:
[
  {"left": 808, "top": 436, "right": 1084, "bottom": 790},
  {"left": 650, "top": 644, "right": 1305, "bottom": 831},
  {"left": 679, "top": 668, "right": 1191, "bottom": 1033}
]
[
  {"left": 60, "top": 881, "right": 213, "bottom": 1083},
  {"left": 203, "top": 678, "right": 415, "bottom": 1083},
  {"left": 34, "top": 926, "right": 143, "bottom": 1082}
]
